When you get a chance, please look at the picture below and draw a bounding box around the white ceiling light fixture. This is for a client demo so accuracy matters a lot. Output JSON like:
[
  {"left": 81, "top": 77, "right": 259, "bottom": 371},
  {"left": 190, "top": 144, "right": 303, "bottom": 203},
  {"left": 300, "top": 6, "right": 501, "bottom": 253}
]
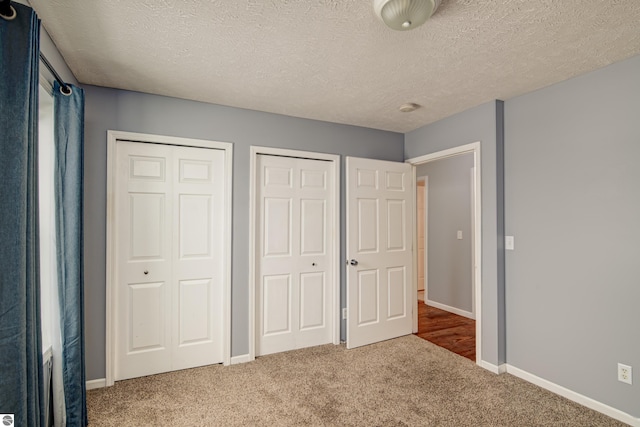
[
  {"left": 399, "top": 103, "right": 421, "bottom": 112},
  {"left": 374, "top": 0, "right": 442, "bottom": 31}
]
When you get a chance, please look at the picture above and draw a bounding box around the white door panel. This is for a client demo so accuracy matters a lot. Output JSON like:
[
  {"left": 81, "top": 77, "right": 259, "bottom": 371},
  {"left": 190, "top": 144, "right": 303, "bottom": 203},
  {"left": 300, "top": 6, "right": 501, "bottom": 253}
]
[
  {"left": 115, "top": 141, "right": 224, "bottom": 380},
  {"left": 300, "top": 272, "right": 325, "bottom": 330},
  {"left": 116, "top": 143, "right": 173, "bottom": 380},
  {"left": 171, "top": 146, "right": 223, "bottom": 370},
  {"left": 347, "top": 157, "right": 413, "bottom": 349},
  {"left": 257, "top": 155, "right": 333, "bottom": 355}
]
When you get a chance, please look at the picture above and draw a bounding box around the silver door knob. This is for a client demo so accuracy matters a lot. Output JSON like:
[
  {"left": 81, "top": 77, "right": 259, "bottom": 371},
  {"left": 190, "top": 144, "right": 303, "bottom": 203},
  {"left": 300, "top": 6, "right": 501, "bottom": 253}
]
[
  {"left": 349, "top": 259, "right": 358, "bottom": 266},
  {"left": 144, "top": 270, "right": 149, "bottom": 275}
]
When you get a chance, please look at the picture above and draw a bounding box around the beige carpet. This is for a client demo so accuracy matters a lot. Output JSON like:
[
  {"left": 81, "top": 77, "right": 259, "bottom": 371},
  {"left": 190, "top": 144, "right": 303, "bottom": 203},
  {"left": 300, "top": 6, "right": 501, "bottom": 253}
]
[{"left": 88, "top": 335, "right": 625, "bottom": 426}]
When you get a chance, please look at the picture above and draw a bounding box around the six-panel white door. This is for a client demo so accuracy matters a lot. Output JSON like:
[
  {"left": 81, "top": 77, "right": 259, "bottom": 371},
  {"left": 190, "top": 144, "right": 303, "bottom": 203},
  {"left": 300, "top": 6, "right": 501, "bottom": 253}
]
[
  {"left": 346, "top": 157, "right": 413, "bottom": 349},
  {"left": 257, "top": 154, "right": 333, "bottom": 355},
  {"left": 115, "top": 141, "right": 224, "bottom": 380}
]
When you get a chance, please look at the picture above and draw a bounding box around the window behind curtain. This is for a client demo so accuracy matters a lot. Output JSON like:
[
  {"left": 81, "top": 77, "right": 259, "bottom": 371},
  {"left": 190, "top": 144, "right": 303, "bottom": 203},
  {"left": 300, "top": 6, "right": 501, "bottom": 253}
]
[{"left": 38, "top": 82, "right": 55, "bottom": 358}]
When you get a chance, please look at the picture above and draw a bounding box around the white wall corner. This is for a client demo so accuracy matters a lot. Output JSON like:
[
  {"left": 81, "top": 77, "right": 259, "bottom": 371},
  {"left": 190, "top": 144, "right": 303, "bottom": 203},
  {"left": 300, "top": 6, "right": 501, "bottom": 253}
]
[
  {"left": 506, "top": 364, "right": 640, "bottom": 427},
  {"left": 86, "top": 378, "right": 107, "bottom": 390},
  {"left": 230, "top": 354, "right": 253, "bottom": 365}
]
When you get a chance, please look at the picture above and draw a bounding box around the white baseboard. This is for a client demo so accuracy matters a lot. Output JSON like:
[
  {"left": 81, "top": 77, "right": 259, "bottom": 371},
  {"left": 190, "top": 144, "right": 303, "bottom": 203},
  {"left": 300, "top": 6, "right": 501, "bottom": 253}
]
[
  {"left": 86, "top": 378, "right": 107, "bottom": 390},
  {"left": 506, "top": 365, "right": 639, "bottom": 427},
  {"left": 426, "top": 299, "right": 475, "bottom": 319},
  {"left": 88, "top": 357, "right": 251, "bottom": 390},
  {"left": 477, "top": 360, "right": 507, "bottom": 374},
  {"left": 230, "top": 354, "right": 253, "bottom": 365}
]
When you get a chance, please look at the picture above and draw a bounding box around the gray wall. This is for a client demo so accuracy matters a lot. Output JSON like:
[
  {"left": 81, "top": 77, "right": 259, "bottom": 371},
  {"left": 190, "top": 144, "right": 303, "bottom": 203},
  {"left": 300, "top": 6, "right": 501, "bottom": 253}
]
[
  {"left": 505, "top": 54, "right": 640, "bottom": 417},
  {"left": 83, "top": 86, "right": 404, "bottom": 380},
  {"left": 416, "top": 153, "right": 474, "bottom": 314},
  {"left": 405, "top": 101, "right": 505, "bottom": 367}
]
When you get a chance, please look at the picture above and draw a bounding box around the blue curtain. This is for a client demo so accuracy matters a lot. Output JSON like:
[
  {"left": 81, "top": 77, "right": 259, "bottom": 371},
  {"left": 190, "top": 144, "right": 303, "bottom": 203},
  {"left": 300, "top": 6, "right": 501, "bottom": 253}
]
[
  {"left": 0, "top": 4, "right": 45, "bottom": 427},
  {"left": 54, "top": 81, "right": 87, "bottom": 427}
]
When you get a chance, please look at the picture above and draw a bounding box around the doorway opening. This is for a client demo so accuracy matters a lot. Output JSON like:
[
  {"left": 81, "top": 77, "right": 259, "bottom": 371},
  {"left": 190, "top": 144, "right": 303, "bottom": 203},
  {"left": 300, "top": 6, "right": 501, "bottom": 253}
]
[{"left": 407, "top": 142, "right": 481, "bottom": 364}]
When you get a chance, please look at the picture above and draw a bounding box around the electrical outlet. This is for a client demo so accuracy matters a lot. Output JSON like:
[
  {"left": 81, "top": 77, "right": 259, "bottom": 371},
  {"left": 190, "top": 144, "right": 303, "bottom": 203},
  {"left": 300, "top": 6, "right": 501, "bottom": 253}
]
[
  {"left": 618, "top": 363, "right": 632, "bottom": 385},
  {"left": 342, "top": 308, "right": 347, "bottom": 320}
]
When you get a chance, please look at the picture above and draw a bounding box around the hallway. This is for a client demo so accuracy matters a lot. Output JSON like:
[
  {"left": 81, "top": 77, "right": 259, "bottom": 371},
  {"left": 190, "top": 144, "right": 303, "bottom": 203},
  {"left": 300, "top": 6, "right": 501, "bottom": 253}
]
[{"left": 414, "top": 303, "right": 475, "bottom": 361}]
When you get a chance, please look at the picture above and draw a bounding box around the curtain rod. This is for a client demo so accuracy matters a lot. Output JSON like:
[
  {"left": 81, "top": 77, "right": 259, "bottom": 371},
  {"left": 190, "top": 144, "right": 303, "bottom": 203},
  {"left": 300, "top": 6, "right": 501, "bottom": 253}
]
[
  {"left": 0, "top": 0, "right": 72, "bottom": 94},
  {"left": 40, "top": 53, "right": 72, "bottom": 94}
]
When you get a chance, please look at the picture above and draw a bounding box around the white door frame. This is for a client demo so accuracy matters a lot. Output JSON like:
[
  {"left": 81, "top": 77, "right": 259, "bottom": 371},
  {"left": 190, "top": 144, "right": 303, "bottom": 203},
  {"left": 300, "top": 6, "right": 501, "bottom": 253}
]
[
  {"left": 406, "top": 141, "right": 482, "bottom": 365},
  {"left": 416, "top": 176, "right": 428, "bottom": 304},
  {"left": 248, "top": 146, "right": 340, "bottom": 361},
  {"left": 105, "top": 130, "right": 233, "bottom": 386}
]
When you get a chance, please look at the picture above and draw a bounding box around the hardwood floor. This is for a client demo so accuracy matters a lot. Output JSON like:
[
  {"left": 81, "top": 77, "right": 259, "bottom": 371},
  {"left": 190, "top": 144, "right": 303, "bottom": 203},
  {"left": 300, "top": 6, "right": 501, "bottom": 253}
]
[{"left": 414, "top": 302, "right": 476, "bottom": 361}]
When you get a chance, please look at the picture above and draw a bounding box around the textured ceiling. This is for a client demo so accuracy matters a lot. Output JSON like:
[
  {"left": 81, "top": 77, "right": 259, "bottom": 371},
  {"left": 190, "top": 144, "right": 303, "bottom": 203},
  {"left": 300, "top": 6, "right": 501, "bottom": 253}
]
[{"left": 29, "top": 0, "right": 640, "bottom": 133}]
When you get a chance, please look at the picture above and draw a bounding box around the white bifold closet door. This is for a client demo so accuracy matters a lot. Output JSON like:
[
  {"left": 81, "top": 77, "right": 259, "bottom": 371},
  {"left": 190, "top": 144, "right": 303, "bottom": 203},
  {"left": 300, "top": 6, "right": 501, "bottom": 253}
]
[
  {"left": 114, "top": 140, "right": 224, "bottom": 381},
  {"left": 256, "top": 154, "right": 333, "bottom": 356}
]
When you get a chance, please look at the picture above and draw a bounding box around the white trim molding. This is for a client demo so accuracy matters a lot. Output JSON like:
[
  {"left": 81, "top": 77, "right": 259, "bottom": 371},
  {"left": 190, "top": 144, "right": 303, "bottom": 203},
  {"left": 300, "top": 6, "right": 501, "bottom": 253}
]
[
  {"left": 506, "top": 365, "right": 640, "bottom": 427},
  {"left": 105, "top": 130, "right": 233, "bottom": 386},
  {"left": 411, "top": 169, "right": 418, "bottom": 333},
  {"left": 248, "top": 146, "right": 341, "bottom": 361},
  {"left": 86, "top": 379, "right": 107, "bottom": 390},
  {"left": 426, "top": 299, "right": 475, "bottom": 320},
  {"left": 478, "top": 361, "right": 507, "bottom": 375},
  {"left": 406, "top": 142, "right": 480, "bottom": 165},
  {"left": 418, "top": 176, "right": 428, "bottom": 301},
  {"left": 230, "top": 354, "right": 252, "bottom": 365}
]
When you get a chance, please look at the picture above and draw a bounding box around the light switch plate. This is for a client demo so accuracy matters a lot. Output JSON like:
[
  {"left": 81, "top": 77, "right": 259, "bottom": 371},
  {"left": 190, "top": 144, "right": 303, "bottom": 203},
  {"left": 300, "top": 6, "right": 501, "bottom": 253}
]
[
  {"left": 457, "top": 230, "right": 463, "bottom": 240},
  {"left": 505, "top": 236, "right": 514, "bottom": 250}
]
